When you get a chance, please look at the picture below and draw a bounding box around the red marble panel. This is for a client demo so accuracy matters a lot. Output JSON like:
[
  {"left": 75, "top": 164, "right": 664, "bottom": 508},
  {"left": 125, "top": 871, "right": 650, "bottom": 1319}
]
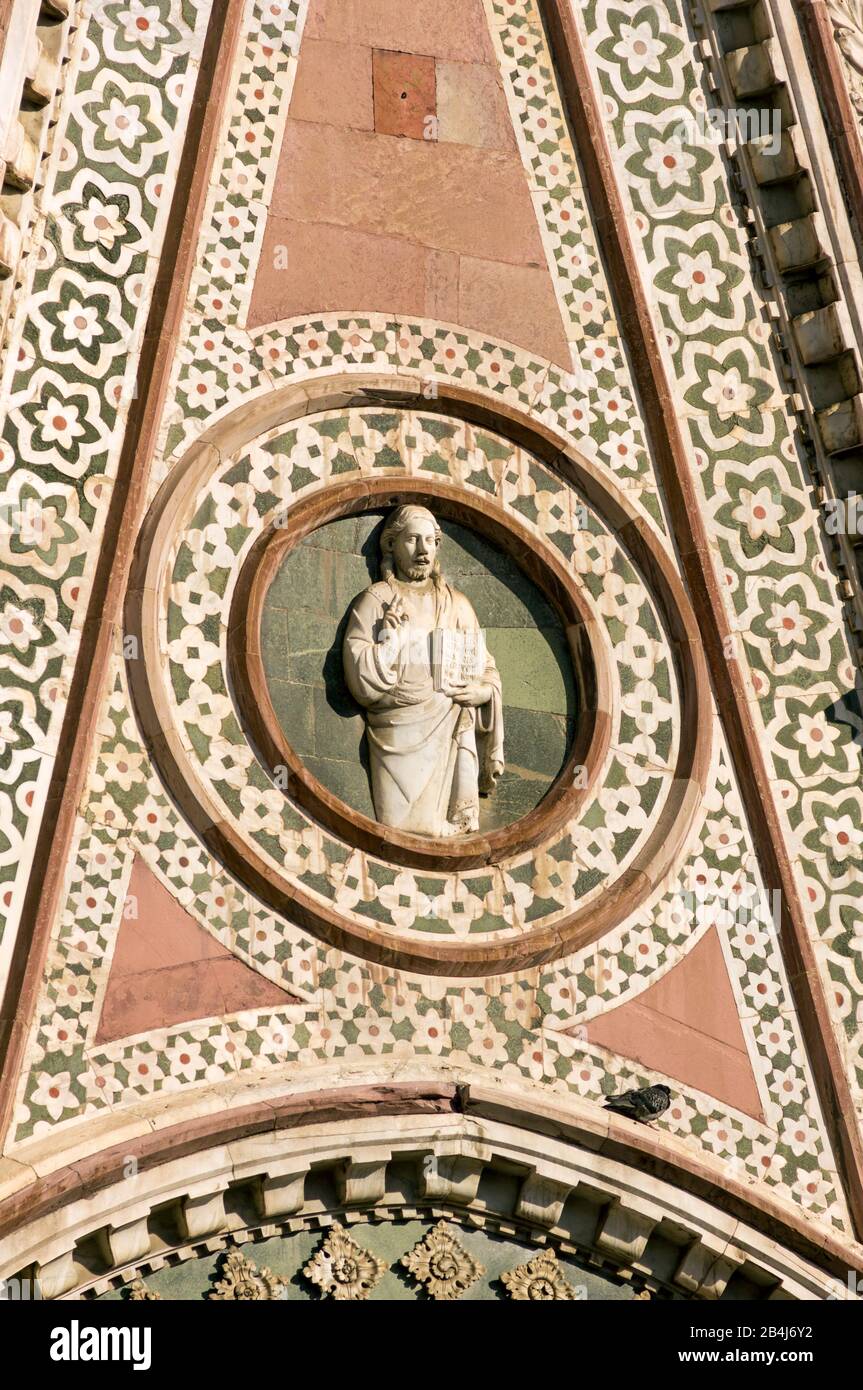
[
  {"left": 267, "top": 122, "right": 547, "bottom": 263},
  {"left": 585, "top": 929, "right": 764, "bottom": 1120},
  {"left": 94, "top": 857, "right": 293, "bottom": 1044},
  {"left": 250, "top": 218, "right": 431, "bottom": 324},
  {"left": 305, "top": 0, "right": 494, "bottom": 64},
  {"left": 458, "top": 255, "right": 572, "bottom": 366},
  {"left": 249, "top": 0, "right": 571, "bottom": 368},
  {"left": 372, "top": 49, "right": 436, "bottom": 141},
  {"left": 290, "top": 37, "right": 374, "bottom": 131}
]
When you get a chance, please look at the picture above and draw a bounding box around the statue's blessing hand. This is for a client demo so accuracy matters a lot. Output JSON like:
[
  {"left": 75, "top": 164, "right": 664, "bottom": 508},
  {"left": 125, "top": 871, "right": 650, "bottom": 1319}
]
[
  {"left": 445, "top": 679, "right": 493, "bottom": 707},
  {"left": 380, "top": 596, "right": 408, "bottom": 632}
]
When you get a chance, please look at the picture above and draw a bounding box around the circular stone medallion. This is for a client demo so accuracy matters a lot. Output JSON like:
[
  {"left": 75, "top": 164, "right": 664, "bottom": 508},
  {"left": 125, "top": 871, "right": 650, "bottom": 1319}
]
[{"left": 127, "top": 406, "right": 708, "bottom": 973}]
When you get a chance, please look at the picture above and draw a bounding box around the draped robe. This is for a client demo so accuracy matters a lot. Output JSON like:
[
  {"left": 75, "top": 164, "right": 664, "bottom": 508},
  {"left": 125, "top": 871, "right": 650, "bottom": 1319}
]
[{"left": 342, "top": 577, "right": 504, "bottom": 836}]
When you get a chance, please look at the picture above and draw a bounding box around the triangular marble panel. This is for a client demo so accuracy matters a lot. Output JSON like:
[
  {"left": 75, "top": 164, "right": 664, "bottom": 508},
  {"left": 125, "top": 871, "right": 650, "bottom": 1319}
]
[
  {"left": 94, "top": 857, "right": 295, "bottom": 1044},
  {"left": 249, "top": 0, "right": 572, "bottom": 367},
  {"left": 582, "top": 928, "right": 764, "bottom": 1121}
]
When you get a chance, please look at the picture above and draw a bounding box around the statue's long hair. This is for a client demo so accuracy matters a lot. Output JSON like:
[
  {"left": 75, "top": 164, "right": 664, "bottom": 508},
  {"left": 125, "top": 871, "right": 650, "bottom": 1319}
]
[{"left": 379, "top": 505, "right": 442, "bottom": 585}]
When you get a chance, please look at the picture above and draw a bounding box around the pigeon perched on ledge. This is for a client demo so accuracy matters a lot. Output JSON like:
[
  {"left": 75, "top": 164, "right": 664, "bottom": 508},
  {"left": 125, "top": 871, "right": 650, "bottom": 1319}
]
[{"left": 603, "top": 1084, "right": 671, "bottom": 1123}]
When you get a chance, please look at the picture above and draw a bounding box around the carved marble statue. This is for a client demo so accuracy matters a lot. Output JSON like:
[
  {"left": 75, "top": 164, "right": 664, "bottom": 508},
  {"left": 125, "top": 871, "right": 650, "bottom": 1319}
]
[{"left": 342, "top": 506, "right": 504, "bottom": 837}]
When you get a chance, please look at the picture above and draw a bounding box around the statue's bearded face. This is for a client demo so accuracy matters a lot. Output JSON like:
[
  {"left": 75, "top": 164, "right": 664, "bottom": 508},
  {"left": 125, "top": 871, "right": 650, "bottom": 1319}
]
[{"left": 390, "top": 518, "right": 439, "bottom": 581}]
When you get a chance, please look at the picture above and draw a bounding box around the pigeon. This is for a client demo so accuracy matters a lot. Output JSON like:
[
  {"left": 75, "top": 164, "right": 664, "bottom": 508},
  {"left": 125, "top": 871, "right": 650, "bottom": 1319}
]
[{"left": 603, "top": 1084, "right": 671, "bottom": 1123}]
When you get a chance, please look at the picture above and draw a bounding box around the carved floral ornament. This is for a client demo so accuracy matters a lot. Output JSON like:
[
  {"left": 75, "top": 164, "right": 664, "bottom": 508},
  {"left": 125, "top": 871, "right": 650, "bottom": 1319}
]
[
  {"left": 302, "top": 1223, "right": 388, "bottom": 1301},
  {"left": 500, "top": 1248, "right": 584, "bottom": 1301},
  {"left": 400, "top": 1221, "right": 485, "bottom": 1300},
  {"left": 126, "top": 406, "right": 709, "bottom": 975},
  {"left": 121, "top": 1226, "right": 584, "bottom": 1301},
  {"left": 211, "top": 1249, "right": 290, "bottom": 1301},
  {"left": 828, "top": 0, "right": 863, "bottom": 114},
  {"left": 127, "top": 1277, "right": 162, "bottom": 1301}
]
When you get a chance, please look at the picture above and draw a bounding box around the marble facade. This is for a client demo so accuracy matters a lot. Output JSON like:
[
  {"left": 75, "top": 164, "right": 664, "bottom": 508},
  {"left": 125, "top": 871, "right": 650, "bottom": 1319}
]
[{"left": 0, "top": 0, "right": 862, "bottom": 1304}]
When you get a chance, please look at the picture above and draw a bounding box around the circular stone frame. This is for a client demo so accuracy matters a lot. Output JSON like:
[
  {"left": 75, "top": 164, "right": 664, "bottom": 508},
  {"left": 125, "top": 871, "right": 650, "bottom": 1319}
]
[
  {"left": 126, "top": 391, "right": 712, "bottom": 975},
  {"left": 228, "top": 477, "right": 608, "bottom": 872}
]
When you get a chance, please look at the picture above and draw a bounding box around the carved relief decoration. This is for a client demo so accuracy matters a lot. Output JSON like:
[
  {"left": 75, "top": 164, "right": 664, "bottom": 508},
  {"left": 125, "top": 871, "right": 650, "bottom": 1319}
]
[
  {"left": 125, "top": 406, "right": 709, "bottom": 975},
  {"left": 3, "top": 0, "right": 854, "bottom": 1244},
  {"left": 501, "top": 1248, "right": 581, "bottom": 1301},
  {"left": 341, "top": 506, "right": 505, "bottom": 840},
  {"left": 209, "top": 1248, "right": 289, "bottom": 1301},
  {"left": 126, "top": 1277, "right": 162, "bottom": 1301},
  {"left": 400, "top": 1221, "right": 485, "bottom": 1300},
  {"left": 827, "top": 1, "right": 863, "bottom": 115},
  {"left": 302, "top": 1223, "right": 388, "bottom": 1301}
]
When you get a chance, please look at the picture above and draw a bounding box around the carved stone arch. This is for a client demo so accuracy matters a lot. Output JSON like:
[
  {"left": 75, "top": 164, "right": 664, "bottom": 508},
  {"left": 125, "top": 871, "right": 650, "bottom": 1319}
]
[{"left": 0, "top": 1079, "right": 851, "bottom": 1301}]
